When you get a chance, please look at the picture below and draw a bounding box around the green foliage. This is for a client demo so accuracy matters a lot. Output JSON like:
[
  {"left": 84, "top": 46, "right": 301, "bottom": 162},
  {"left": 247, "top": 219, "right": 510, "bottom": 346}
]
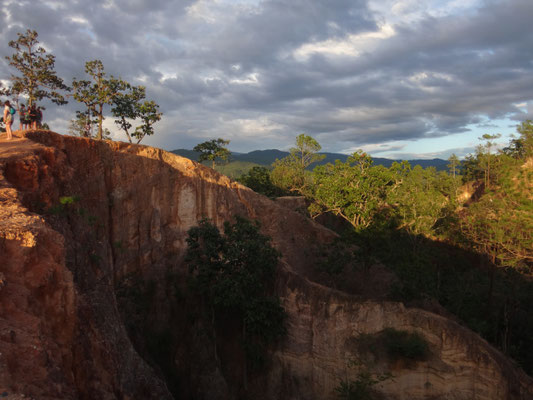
[
  {"left": 316, "top": 238, "right": 356, "bottom": 278},
  {"left": 504, "top": 120, "right": 533, "bottom": 158},
  {"left": 456, "top": 122, "right": 532, "bottom": 272},
  {"left": 59, "top": 195, "right": 80, "bottom": 205},
  {"left": 271, "top": 134, "right": 325, "bottom": 194},
  {"left": 477, "top": 133, "right": 502, "bottom": 189},
  {"left": 69, "top": 110, "right": 112, "bottom": 139},
  {"left": 186, "top": 216, "right": 286, "bottom": 365},
  {"left": 356, "top": 328, "right": 429, "bottom": 363},
  {"left": 459, "top": 166, "right": 532, "bottom": 271},
  {"left": 447, "top": 153, "right": 460, "bottom": 179},
  {"left": 381, "top": 328, "right": 429, "bottom": 361},
  {"left": 347, "top": 225, "right": 533, "bottom": 374},
  {"left": 313, "top": 235, "right": 374, "bottom": 291},
  {"left": 68, "top": 114, "right": 86, "bottom": 137},
  {"left": 111, "top": 84, "right": 162, "bottom": 144},
  {"left": 193, "top": 138, "right": 231, "bottom": 168},
  {"left": 336, "top": 370, "right": 391, "bottom": 400},
  {"left": 237, "top": 166, "right": 289, "bottom": 197},
  {"left": 47, "top": 195, "right": 80, "bottom": 215},
  {"left": 387, "top": 165, "right": 456, "bottom": 236},
  {"left": 300, "top": 122, "right": 533, "bottom": 375},
  {"left": 461, "top": 153, "right": 483, "bottom": 183},
  {"left": 6, "top": 29, "right": 69, "bottom": 106},
  {"left": 72, "top": 60, "right": 127, "bottom": 140},
  {"left": 309, "top": 151, "right": 392, "bottom": 230}
]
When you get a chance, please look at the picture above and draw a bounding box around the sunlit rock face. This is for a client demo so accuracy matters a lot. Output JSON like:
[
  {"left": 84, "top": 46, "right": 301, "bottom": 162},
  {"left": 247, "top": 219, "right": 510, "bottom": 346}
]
[{"left": 0, "top": 131, "right": 531, "bottom": 399}]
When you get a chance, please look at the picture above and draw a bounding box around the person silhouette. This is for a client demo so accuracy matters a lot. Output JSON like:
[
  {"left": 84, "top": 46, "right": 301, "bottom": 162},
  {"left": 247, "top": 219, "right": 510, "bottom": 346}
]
[
  {"left": 19, "top": 104, "right": 26, "bottom": 130},
  {"left": 3, "top": 100, "right": 14, "bottom": 140}
]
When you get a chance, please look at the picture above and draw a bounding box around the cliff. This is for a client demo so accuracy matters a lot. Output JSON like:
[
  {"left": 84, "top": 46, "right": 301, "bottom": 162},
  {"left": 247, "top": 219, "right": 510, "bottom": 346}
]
[{"left": 0, "top": 131, "right": 532, "bottom": 399}]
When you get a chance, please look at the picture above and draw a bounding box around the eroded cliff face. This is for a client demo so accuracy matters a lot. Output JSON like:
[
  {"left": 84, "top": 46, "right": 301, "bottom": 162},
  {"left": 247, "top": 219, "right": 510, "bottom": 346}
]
[
  {"left": 269, "top": 272, "right": 533, "bottom": 399},
  {"left": 1, "top": 132, "right": 532, "bottom": 399}
]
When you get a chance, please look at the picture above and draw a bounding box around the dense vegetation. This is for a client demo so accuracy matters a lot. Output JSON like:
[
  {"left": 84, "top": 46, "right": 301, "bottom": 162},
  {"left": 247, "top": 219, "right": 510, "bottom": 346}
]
[
  {"left": 186, "top": 216, "right": 286, "bottom": 383},
  {"left": 237, "top": 123, "right": 533, "bottom": 375}
]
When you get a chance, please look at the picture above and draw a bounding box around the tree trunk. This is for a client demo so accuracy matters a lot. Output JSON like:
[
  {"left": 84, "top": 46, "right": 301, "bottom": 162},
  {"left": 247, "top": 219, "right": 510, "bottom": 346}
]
[
  {"left": 97, "top": 104, "right": 103, "bottom": 140},
  {"left": 122, "top": 116, "right": 132, "bottom": 143}
]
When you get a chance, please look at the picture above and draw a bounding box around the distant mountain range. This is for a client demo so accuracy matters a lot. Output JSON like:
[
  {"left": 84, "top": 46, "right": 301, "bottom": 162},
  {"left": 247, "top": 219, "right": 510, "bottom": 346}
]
[{"left": 171, "top": 148, "right": 449, "bottom": 171}]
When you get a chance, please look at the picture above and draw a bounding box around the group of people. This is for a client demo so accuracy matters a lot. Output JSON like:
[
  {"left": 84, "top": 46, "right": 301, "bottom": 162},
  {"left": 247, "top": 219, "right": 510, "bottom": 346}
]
[{"left": 3, "top": 100, "right": 44, "bottom": 140}]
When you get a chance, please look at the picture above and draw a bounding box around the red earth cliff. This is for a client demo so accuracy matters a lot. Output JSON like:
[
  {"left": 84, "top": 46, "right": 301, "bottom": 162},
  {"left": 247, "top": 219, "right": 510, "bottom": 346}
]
[{"left": 1, "top": 131, "right": 532, "bottom": 399}]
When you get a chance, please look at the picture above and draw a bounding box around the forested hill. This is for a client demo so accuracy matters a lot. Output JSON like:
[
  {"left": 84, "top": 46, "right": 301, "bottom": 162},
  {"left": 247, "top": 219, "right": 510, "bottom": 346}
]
[{"left": 171, "top": 148, "right": 448, "bottom": 170}]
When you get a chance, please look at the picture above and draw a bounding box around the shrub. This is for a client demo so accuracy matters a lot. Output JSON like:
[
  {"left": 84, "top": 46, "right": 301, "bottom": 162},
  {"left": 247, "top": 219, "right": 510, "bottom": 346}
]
[
  {"left": 186, "top": 216, "right": 286, "bottom": 366},
  {"left": 336, "top": 370, "right": 392, "bottom": 400},
  {"left": 381, "top": 328, "right": 429, "bottom": 361}
]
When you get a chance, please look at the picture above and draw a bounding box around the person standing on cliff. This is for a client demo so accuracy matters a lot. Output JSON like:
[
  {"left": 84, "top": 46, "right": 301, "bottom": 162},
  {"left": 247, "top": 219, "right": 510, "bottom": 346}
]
[
  {"left": 19, "top": 104, "right": 26, "bottom": 130},
  {"left": 3, "top": 100, "right": 14, "bottom": 140},
  {"left": 28, "top": 104, "right": 37, "bottom": 130},
  {"left": 36, "top": 106, "right": 43, "bottom": 128}
]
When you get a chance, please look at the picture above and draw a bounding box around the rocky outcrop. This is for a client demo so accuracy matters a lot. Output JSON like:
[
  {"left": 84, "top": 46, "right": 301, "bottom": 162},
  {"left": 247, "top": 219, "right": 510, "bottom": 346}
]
[
  {"left": 267, "top": 271, "right": 533, "bottom": 399},
  {"left": 0, "top": 135, "right": 173, "bottom": 399},
  {"left": 1, "top": 131, "right": 532, "bottom": 399}
]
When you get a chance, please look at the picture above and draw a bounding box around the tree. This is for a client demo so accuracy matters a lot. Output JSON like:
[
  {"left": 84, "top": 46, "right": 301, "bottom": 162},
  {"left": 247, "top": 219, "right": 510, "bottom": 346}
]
[
  {"left": 460, "top": 153, "right": 482, "bottom": 183},
  {"left": 461, "top": 195, "right": 532, "bottom": 272},
  {"left": 68, "top": 110, "right": 111, "bottom": 139},
  {"left": 237, "top": 166, "right": 288, "bottom": 198},
  {"left": 186, "top": 217, "right": 286, "bottom": 383},
  {"left": 503, "top": 120, "right": 533, "bottom": 159},
  {"left": 309, "top": 151, "right": 392, "bottom": 230},
  {"left": 515, "top": 120, "right": 533, "bottom": 157},
  {"left": 447, "top": 154, "right": 460, "bottom": 179},
  {"left": 478, "top": 133, "right": 501, "bottom": 189},
  {"left": 193, "top": 138, "right": 231, "bottom": 168},
  {"left": 387, "top": 165, "right": 455, "bottom": 236},
  {"left": 72, "top": 60, "right": 127, "bottom": 140},
  {"left": 271, "top": 134, "right": 325, "bottom": 195},
  {"left": 6, "top": 29, "right": 69, "bottom": 106},
  {"left": 112, "top": 84, "right": 162, "bottom": 144},
  {"left": 460, "top": 128, "right": 533, "bottom": 273},
  {"left": 68, "top": 113, "right": 89, "bottom": 137}
]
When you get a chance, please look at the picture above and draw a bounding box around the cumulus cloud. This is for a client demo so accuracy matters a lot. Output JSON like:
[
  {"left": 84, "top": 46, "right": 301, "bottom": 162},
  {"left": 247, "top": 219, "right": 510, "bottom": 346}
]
[{"left": 0, "top": 0, "right": 532, "bottom": 155}]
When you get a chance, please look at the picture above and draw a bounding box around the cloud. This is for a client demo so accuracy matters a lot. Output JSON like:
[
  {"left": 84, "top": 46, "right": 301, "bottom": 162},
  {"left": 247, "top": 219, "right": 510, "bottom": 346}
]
[
  {"left": 0, "top": 0, "right": 532, "bottom": 155},
  {"left": 388, "top": 146, "right": 477, "bottom": 160}
]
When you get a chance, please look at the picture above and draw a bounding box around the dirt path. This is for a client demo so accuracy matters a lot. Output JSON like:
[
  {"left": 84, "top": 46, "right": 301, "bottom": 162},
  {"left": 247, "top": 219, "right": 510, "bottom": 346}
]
[{"left": 0, "top": 131, "right": 45, "bottom": 160}]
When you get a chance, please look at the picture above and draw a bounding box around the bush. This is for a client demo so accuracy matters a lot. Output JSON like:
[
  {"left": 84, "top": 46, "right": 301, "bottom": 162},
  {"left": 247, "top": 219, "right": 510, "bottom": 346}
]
[
  {"left": 186, "top": 216, "right": 286, "bottom": 366},
  {"left": 335, "top": 370, "right": 391, "bottom": 400},
  {"left": 237, "top": 166, "right": 289, "bottom": 197},
  {"left": 381, "top": 328, "right": 429, "bottom": 361},
  {"left": 356, "top": 328, "right": 429, "bottom": 364}
]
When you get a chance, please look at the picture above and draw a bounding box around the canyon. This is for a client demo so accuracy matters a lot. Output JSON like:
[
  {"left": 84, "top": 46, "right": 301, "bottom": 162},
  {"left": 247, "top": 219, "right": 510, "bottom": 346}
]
[{"left": 1, "top": 131, "right": 532, "bottom": 399}]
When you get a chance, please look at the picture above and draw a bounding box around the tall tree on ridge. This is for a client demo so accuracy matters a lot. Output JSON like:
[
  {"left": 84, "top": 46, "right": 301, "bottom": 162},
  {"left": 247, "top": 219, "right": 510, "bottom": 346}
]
[
  {"left": 6, "top": 29, "right": 69, "bottom": 107},
  {"left": 271, "top": 134, "right": 325, "bottom": 195},
  {"left": 447, "top": 153, "right": 460, "bottom": 179},
  {"left": 72, "top": 60, "right": 127, "bottom": 140},
  {"left": 112, "top": 84, "right": 162, "bottom": 144},
  {"left": 193, "top": 138, "right": 231, "bottom": 168},
  {"left": 478, "top": 133, "right": 501, "bottom": 190}
]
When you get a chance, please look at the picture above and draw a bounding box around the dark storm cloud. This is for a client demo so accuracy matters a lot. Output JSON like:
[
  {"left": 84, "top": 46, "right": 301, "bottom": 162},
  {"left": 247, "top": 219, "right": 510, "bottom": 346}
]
[{"left": 1, "top": 0, "right": 533, "bottom": 153}]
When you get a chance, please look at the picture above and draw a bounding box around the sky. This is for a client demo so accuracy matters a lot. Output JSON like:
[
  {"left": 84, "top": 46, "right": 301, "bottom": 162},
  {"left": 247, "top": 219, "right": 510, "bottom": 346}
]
[{"left": 1, "top": 0, "right": 532, "bottom": 159}]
